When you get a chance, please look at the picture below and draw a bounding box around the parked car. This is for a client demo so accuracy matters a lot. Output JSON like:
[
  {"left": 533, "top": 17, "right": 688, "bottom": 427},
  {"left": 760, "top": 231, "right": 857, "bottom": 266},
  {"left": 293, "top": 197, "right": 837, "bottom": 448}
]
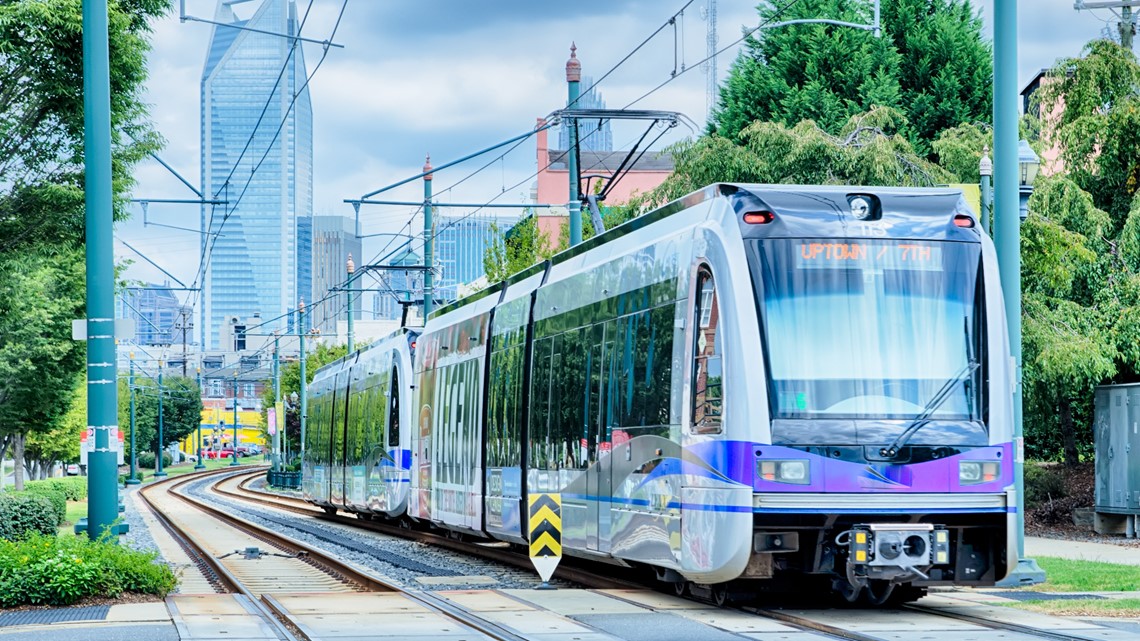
[{"left": 66, "top": 463, "right": 80, "bottom": 476}]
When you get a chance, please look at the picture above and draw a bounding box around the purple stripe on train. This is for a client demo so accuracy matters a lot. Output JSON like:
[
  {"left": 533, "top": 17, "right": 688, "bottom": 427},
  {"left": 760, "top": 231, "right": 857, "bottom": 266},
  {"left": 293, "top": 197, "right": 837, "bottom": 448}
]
[{"left": 683, "top": 441, "right": 1013, "bottom": 493}]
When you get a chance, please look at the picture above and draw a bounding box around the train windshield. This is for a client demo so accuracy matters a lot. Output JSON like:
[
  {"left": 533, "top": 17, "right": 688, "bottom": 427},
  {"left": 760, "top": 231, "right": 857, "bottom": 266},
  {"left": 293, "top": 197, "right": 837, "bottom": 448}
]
[{"left": 754, "top": 239, "right": 982, "bottom": 422}]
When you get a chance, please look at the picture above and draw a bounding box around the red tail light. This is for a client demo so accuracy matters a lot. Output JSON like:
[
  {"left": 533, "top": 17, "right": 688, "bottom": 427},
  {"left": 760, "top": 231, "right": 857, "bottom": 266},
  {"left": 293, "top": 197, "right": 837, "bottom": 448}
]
[
  {"left": 744, "top": 211, "right": 775, "bottom": 224},
  {"left": 953, "top": 214, "right": 975, "bottom": 228}
]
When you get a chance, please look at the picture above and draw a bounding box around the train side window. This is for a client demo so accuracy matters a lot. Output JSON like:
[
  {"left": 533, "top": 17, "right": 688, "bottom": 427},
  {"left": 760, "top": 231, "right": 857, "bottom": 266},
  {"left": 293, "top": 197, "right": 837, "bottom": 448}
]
[
  {"left": 387, "top": 365, "right": 400, "bottom": 448},
  {"left": 692, "top": 270, "right": 723, "bottom": 434}
]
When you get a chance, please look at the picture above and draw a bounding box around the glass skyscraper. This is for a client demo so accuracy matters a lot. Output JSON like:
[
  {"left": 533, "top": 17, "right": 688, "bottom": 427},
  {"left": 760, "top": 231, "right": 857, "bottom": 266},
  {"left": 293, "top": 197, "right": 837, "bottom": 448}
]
[
  {"left": 434, "top": 213, "right": 512, "bottom": 304},
  {"left": 200, "top": 0, "right": 313, "bottom": 349},
  {"left": 559, "top": 76, "right": 612, "bottom": 152}
]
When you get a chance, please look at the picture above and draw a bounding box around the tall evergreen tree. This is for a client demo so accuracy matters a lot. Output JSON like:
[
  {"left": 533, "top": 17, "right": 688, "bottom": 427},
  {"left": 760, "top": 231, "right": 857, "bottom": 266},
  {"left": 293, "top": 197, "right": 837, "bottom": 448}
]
[{"left": 713, "top": 0, "right": 991, "bottom": 156}]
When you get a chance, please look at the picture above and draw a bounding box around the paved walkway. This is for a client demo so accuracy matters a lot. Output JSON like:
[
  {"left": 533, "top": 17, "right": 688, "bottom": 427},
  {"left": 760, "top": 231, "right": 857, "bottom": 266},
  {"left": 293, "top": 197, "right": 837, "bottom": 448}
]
[{"left": 1027, "top": 535, "right": 1140, "bottom": 566}]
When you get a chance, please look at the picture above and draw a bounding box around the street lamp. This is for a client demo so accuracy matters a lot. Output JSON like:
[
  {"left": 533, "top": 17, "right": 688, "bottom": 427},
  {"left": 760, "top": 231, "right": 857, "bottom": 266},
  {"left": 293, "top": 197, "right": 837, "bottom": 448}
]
[
  {"left": 1018, "top": 140, "right": 1040, "bottom": 222},
  {"left": 195, "top": 366, "right": 206, "bottom": 470},
  {"left": 288, "top": 391, "right": 299, "bottom": 465},
  {"left": 126, "top": 353, "right": 140, "bottom": 485},
  {"left": 978, "top": 145, "right": 993, "bottom": 235},
  {"left": 154, "top": 360, "right": 166, "bottom": 478},
  {"left": 231, "top": 371, "right": 240, "bottom": 467}
]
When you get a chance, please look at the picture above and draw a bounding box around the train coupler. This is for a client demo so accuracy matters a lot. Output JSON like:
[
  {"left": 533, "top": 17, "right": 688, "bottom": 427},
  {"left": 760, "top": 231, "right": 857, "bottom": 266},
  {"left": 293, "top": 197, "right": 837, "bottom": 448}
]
[{"left": 843, "top": 523, "right": 950, "bottom": 585}]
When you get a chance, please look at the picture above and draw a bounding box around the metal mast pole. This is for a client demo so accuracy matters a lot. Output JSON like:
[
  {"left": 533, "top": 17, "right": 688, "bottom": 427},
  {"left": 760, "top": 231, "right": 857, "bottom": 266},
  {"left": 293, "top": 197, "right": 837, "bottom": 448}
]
[
  {"left": 127, "top": 354, "right": 140, "bottom": 484},
  {"left": 82, "top": 0, "right": 121, "bottom": 541},
  {"left": 155, "top": 363, "right": 166, "bottom": 478},
  {"left": 423, "top": 157, "right": 434, "bottom": 318},
  {"left": 566, "top": 44, "right": 583, "bottom": 246},
  {"left": 299, "top": 299, "right": 308, "bottom": 458},
  {"left": 346, "top": 254, "right": 355, "bottom": 352},
  {"left": 994, "top": 0, "right": 1044, "bottom": 586},
  {"left": 273, "top": 332, "right": 281, "bottom": 471}
]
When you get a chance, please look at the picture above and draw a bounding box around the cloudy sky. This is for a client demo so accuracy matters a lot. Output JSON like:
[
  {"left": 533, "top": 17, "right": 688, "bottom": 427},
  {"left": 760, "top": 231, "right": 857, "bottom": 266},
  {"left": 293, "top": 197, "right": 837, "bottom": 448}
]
[{"left": 117, "top": 0, "right": 1118, "bottom": 304}]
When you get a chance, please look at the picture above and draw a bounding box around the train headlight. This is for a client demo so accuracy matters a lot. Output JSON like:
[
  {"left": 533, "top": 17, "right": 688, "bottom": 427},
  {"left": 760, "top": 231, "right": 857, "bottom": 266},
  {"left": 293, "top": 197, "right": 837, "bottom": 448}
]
[
  {"left": 758, "top": 459, "right": 810, "bottom": 484},
  {"left": 959, "top": 461, "right": 1000, "bottom": 485}
]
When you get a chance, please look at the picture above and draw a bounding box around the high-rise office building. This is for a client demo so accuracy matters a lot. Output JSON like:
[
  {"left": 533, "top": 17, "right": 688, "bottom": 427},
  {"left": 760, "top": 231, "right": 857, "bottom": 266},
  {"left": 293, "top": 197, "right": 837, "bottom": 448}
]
[
  {"left": 309, "top": 215, "right": 362, "bottom": 336},
  {"left": 559, "top": 75, "right": 612, "bottom": 153},
  {"left": 434, "top": 213, "right": 512, "bottom": 304},
  {"left": 373, "top": 248, "right": 421, "bottom": 321},
  {"left": 116, "top": 284, "right": 189, "bottom": 346},
  {"left": 200, "top": 0, "right": 313, "bottom": 349}
]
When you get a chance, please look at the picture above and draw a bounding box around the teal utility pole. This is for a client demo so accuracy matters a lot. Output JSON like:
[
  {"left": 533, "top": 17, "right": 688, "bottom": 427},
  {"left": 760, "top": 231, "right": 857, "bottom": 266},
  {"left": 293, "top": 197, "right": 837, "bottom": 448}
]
[
  {"left": 566, "top": 43, "right": 583, "bottom": 247},
  {"left": 422, "top": 156, "right": 434, "bottom": 318},
  {"left": 979, "top": 145, "right": 993, "bottom": 235},
  {"left": 299, "top": 300, "right": 308, "bottom": 458},
  {"left": 82, "top": 0, "right": 121, "bottom": 541},
  {"left": 154, "top": 363, "right": 166, "bottom": 478},
  {"left": 230, "top": 372, "right": 239, "bottom": 466},
  {"left": 194, "top": 366, "right": 205, "bottom": 470},
  {"left": 994, "top": 0, "right": 1045, "bottom": 586},
  {"left": 273, "top": 332, "right": 281, "bottom": 472},
  {"left": 346, "top": 254, "right": 355, "bottom": 352},
  {"left": 126, "top": 354, "right": 140, "bottom": 485}
]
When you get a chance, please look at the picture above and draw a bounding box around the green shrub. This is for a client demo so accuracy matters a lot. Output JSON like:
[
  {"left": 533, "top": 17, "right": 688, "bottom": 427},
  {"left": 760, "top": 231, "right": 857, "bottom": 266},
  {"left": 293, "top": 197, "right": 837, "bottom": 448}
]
[
  {"left": 284, "top": 456, "right": 302, "bottom": 472},
  {"left": 118, "top": 470, "right": 148, "bottom": 485},
  {"left": 1025, "top": 464, "right": 1067, "bottom": 508},
  {"left": 32, "top": 477, "right": 87, "bottom": 501},
  {"left": 0, "top": 494, "right": 61, "bottom": 540},
  {"left": 0, "top": 533, "right": 177, "bottom": 606},
  {"left": 18, "top": 486, "right": 66, "bottom": 524},
  {"left": 137, "top": 452, "right": 172, "bottom": 469}
]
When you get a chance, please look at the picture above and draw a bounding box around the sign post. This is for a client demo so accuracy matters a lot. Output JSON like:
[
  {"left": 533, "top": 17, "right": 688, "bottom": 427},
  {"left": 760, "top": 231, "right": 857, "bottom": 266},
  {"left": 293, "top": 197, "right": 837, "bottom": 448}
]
[{"left": 528, "top": 493, "right": 562, "bottom": 588}]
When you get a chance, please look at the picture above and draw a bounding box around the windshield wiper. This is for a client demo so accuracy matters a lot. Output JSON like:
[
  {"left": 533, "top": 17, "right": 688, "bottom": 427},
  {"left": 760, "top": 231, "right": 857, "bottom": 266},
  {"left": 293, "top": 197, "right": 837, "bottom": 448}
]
[{"left": 879, "top": 360, "right": 979, "bottom": 459}]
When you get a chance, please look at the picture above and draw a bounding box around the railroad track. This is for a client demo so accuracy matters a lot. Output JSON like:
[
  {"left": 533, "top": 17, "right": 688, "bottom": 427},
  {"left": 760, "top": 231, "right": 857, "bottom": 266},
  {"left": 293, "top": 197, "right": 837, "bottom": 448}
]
[
  {"left": 138, "top": 467, "right": 540, "bottom": 640},
  {"left": 202, "top": 469, "right": 1138, "bottom": 641},
  {"left": 212, "top": 468, "right": 639, "bottom": 590}
]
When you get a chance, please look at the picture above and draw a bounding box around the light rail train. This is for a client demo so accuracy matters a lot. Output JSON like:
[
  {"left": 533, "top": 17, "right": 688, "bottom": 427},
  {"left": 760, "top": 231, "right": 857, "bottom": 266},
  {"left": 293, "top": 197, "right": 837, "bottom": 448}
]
[{"left": 303, "top": 183, "right": 1017, "bottom": 605}]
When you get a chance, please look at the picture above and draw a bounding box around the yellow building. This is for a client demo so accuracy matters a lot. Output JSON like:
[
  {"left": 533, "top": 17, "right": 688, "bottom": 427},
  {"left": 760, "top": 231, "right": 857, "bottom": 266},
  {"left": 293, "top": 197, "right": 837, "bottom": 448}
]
[{"left": 181, "top": 405, "right": 265, "bottom": 456}]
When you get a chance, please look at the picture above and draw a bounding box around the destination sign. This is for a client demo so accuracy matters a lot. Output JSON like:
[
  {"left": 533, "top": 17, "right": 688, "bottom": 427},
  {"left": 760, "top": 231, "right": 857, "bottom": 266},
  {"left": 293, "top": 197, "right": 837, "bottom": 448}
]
[{"left": 795, "top": 242, "right": 943, "bottom": 271}]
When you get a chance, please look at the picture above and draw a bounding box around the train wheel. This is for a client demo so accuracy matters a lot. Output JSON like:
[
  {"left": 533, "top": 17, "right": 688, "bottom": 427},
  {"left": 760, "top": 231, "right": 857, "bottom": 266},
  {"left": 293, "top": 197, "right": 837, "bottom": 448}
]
[
  {"left": 711, "top": 583, "right": 730, "bottom": 607},
  {"left": 834, "top": 579, "right": 862, "bottom": 604},
  {"left": 862, "top": 580, "right": 896, "bottom": 607},
  {"left": 673, "top": 581, "right": 688, "bottom": 597},
  {"left": 322, "top": 506, "right": 336, "bottom": 516}
]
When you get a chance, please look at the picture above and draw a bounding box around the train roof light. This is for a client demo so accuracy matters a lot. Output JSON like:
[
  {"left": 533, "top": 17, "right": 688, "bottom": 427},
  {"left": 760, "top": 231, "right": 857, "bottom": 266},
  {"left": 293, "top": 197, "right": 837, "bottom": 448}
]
[
  {"left": 846, "top": 194, "right": 881, "bottom": 221},
  {"left": 743, "top": 211, "right": 775, "bottom": 225},
  {"left": 953, "top": 214, "right": 975, "bottom": 228}
]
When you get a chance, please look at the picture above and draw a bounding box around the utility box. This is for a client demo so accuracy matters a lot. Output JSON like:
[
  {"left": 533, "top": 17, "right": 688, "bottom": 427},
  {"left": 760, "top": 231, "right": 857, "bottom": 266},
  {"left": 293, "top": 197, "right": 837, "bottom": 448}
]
[{"left": 1094, "top": 384, "right": 1140, "bottom": 536}]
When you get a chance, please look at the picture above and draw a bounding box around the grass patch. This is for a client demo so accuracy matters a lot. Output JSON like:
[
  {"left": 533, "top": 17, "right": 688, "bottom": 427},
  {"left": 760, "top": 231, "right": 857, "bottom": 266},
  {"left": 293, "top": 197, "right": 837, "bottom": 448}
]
[
  {"left": 1005, "top": 598, "right": 1140, "bottom": 617},
  {"left": 1033, "top": 556, "right": 1140, "bottom": 592}
]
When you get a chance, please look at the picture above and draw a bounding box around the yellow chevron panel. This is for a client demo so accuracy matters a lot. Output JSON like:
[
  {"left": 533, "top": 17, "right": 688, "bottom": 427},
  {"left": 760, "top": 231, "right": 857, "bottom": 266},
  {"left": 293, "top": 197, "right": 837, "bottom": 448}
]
[
  {"left": 529, "top": 531, "right": 562, "bottom": 557},
  {"left": 528, "top": 506, "right": 561, "bottom": 530}
]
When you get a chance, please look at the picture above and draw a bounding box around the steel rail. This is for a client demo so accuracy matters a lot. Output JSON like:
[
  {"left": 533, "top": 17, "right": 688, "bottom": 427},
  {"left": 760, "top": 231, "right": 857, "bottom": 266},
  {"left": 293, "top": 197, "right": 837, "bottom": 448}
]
[
  {"left": 196, "top": 468, "right": 531, "bottom": 641},
  {"left": 221, "top": 470, "right": 639, "bottom": 590},
  {"left": 903, "top": 603, "right": 1109, "bottom": 641}
]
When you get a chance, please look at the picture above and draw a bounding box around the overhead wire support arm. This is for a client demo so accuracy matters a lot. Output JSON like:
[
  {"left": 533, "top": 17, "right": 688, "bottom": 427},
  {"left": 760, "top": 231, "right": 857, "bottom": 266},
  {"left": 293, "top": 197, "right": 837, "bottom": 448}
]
[
  {"left": 116, "top": 238, "right": 189, "bottom": 288},
  {"left": 353, "top": 121, "right": 558, "bottom": 201}
]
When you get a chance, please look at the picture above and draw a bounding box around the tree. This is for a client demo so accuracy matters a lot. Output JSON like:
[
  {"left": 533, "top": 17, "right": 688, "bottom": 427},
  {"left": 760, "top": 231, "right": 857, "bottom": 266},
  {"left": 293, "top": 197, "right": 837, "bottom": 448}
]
[
  {"left": 0, "top": 249, "right": 86, "bottom": 490},
  {"left": 1035, "top": 39, "right": 1140, "bottom": 235},
  {"left": 0, "top": 0, "right": 167, "bottom": 250},
  {"left": 0, "top": 0, "right": 169, "bottom": 486},
  {"left": 116, "top": 374, "right": 202, "bottom": 460},
  {"left": 659, "top": 107, "right": 952, "bottom": 203},
  {"left": 482, "top": 217, "right": 554, "bottom": 284},
  {"left": 713, "top": 0, "right": 991, "bottom": 156},
  {"left": 26, "top": 381, "right": 84, "bottom": 480}
]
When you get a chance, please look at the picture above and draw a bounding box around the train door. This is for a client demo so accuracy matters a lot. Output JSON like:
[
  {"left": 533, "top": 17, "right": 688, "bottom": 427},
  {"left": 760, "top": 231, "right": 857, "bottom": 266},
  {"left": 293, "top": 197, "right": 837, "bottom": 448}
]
[
  {"left": 383, "top": 363, "right": 403, "bottom": 509},
  {"left": 330, "top": 370, "right": 347, "bottom": 506},
  {"left": 590, "top": 321, "right": 619, "bottom": 553},
  {"left": 584, "top": 323, "right": 604, "bottom": 550}
]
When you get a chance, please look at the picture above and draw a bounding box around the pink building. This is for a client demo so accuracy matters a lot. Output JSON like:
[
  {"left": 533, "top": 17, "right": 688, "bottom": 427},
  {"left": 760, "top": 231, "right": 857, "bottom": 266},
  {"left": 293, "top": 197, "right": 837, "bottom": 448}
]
[{"left": 529, "top": 47, "right": 675, "bottom": 248}]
